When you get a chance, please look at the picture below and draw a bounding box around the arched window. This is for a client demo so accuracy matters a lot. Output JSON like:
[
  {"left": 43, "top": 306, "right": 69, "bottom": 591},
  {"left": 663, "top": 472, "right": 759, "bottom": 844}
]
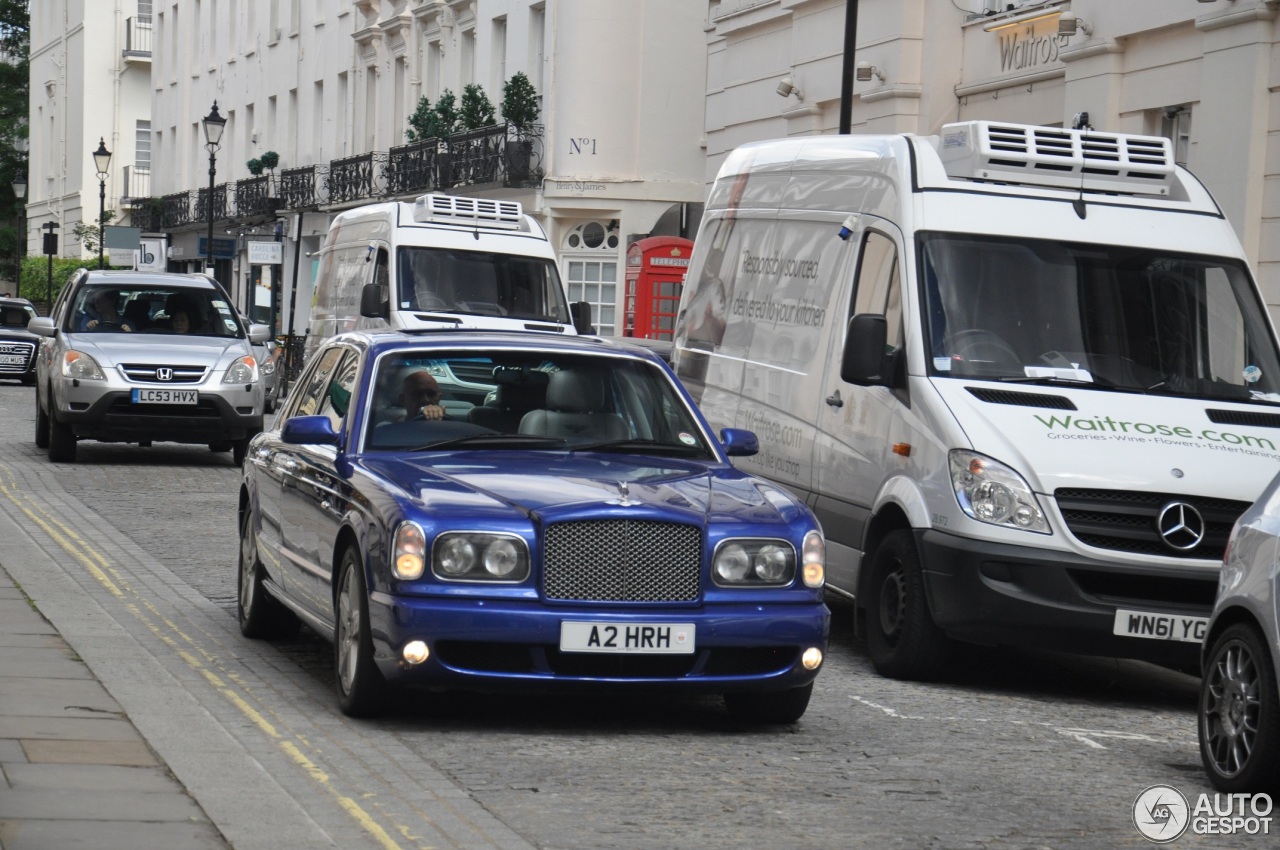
[{"left": 562, "top": 221, "right": 620, "bottom": 335}]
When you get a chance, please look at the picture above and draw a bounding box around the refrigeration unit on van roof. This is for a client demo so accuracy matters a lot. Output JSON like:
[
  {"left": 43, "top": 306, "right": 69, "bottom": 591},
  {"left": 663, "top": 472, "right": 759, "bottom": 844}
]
[
  {"left": 412, "top": 193, "right": 525, "bottom": 230},
  {"left": 936, "top": 121, "right": 1177, "bottom": 196}
]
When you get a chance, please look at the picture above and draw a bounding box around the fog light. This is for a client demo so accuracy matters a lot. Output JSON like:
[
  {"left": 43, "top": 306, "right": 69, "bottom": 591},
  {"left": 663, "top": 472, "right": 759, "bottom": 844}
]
[
  {"left": 801, "top": 647, "right": 823, "bottom": 670},
  {"left": 402, "top": 640, "right": 429, "bottom": 665}
]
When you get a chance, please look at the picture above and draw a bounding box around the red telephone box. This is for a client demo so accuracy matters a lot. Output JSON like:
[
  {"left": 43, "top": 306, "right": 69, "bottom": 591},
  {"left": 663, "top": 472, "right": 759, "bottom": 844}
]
[{"left": 623, "top": 236, "right": 693, "bottom": 340}]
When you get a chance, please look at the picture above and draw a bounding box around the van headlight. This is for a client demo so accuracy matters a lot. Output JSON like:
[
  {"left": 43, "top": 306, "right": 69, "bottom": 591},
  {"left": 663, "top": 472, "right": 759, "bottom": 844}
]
[
  {"left": 712, "top": 539, "right": 796, "bottom": 586},
  {"left": 223, "top": 355, "right": 259, "bottom": 384},
  {"left": 62, "top": 350, "right": 105, "bottom": 380},
  {"left": 432, "top": 532, "right": 529, "bottom": 581},
  {"left": 949, "top": 450, "right": 1050, "bottom": 534}
]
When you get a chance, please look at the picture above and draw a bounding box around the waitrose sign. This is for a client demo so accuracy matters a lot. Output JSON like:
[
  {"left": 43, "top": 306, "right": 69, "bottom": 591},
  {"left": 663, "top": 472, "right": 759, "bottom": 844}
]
[{"left": 1034, "top": 413, "right": 1278, "bottom": 454}]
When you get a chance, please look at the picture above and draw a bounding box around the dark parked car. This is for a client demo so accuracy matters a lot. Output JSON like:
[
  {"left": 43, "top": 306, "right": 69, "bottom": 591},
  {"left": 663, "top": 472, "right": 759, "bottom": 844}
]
[
  {"left": 0, "top": 296, "right": 40, "bottom": 385},
  {"left": 238, "top": 330, "right": 829, "bottom": 721}
]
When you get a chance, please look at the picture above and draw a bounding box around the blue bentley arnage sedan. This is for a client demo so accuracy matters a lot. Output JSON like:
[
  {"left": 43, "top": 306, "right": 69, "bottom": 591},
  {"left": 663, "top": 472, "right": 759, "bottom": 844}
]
[{"left": 237, "top": 330, "right": 829, "bottom": 721}]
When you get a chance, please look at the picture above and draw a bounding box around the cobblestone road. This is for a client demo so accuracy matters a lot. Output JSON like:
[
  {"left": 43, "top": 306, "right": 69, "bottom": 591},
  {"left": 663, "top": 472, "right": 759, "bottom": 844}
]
[{"left": 0, "top": 380, "right": 1249, "bottom": 849}]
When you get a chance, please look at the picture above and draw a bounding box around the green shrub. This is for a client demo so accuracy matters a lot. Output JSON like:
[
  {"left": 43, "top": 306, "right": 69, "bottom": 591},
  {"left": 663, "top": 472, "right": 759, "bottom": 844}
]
[{"left": 18, "top": 255, "right": 113, "bottom": 310}]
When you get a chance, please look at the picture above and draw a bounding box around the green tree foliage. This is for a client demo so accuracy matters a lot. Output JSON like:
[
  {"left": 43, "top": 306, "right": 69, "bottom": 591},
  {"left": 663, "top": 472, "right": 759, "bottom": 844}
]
[
  {"left": 246, "top": 151, "right": 280, "bottom": 176},
  {"left": 406, "top": 90, "right": 461, "bottom": 142},
  {"left": 501, "top": 72, "right": 540, "bottom": 130},
  {"left": 0, "top": 1, "right": 29, "bottom": 285},
  {"left": 460, "top": 84, "right": 496, "bottom": 131},
  {"left": 19, "top": 255, "right": 103, "bottom": 310},
  {"left": 72, "top": 210, "right": 117, "bottom": 254}
]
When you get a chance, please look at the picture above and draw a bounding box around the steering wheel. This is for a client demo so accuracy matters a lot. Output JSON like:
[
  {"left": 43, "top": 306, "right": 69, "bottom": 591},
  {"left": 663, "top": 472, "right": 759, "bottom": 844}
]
[
  {"left": 948, "top": 329, "right": 1021, "bottom": 367},
  {"left": 94, "top": 320, "right": 126, "bottom": 331}
]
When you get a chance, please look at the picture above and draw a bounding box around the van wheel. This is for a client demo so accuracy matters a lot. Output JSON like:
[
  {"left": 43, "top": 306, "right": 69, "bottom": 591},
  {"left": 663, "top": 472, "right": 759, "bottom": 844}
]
[
  {"left": 865, "top": 529, "right": 951, "bottom": 680},
  {"left": 335, "top": 547, "right": 390, "bottom": 717},
  {"left": 47, "top": 415, "right": 76, "bottom": 463},
  {"left": 34, "top": 392, "right": 49, "bottom": 448},
  {"left": 1199, "top": 622, "right": 1280, "bottom": 793}
]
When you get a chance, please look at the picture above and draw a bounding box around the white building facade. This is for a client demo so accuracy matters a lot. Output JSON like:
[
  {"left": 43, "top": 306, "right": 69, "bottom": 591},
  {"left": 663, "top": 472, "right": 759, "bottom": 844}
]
[{"left": 705, "top": 0, "right": 1280, "bottom": 323}]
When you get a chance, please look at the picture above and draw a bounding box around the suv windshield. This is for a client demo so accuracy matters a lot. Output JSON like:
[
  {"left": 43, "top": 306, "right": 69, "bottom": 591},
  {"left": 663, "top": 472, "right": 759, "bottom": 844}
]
[
  {"left": 364, "top": 349, "right": 710, "bottom": 455},
  {"left": 396, "top": 247, "right": 570, "bottom": 322},
  {"left": 69, "top": 285, "right": 244, "bottom": 338},
  {"left": 919, "top": 233, "right": 1280, "bottom": 403}
]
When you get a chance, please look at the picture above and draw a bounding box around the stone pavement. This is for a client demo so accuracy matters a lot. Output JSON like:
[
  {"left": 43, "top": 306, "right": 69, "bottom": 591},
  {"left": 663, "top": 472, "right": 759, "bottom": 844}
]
[{"left": 0, "top": 561, "right": 229, "bottom": 850}]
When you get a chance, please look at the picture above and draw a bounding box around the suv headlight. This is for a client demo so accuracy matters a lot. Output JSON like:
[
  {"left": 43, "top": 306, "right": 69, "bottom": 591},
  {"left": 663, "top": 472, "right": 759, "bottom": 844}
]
[
  {"left": 712, "top": 539, "right": 797, "bottom": 586},
  {"left": 223, "top": 355, "right": 259, "bottom": 384},
  {"left": 432, "top": 532, "right": 529, "bottom": 582},
  {"left": 62, "top": 350, "right": 105, "bottom": 380},
  {"left": 260, "top": 357, "right": 276, "bottom": 376},
  {"left": 949, "top": 450, "right": 1050, "bottom": 534}
]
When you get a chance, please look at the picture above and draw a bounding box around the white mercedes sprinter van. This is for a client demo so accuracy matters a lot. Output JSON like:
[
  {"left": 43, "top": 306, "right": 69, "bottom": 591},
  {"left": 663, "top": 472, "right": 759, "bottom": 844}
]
[
  {"left": 673, "top": 121, "right": 1280, "bottom": 679},
  {"left": 305, "top": 193, "right": 590, "bottom": 361}
]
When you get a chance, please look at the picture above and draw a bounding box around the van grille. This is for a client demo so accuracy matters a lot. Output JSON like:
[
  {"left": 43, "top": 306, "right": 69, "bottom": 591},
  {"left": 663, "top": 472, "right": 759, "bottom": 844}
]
[
  {"left": 1054, "top": 488, "right": 1249, "bottom": 560},
  {"left": 544, "top": 520, "right": 702, "bottom": 602}
]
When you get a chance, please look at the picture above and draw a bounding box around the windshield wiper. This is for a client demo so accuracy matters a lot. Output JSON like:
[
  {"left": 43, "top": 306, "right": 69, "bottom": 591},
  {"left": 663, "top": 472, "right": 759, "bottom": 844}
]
[
  {"left": 409, "top": 433, "right": 568, "bottom": 452},
  {"left": 567, "top": 438, "right": 707, "bottom": 456},
  {"left": 996, "top": 373, "right": 1120, "bottom": 388}
]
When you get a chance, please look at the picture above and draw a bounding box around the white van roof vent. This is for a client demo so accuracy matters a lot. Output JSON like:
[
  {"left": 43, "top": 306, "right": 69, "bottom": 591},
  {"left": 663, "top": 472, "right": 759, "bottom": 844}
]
[
  {"left": 937, "top": 121, "right": 1176, "bottom": 196},
  {"left": 413, "top": 193, "right": 524, "bottom": 229}
]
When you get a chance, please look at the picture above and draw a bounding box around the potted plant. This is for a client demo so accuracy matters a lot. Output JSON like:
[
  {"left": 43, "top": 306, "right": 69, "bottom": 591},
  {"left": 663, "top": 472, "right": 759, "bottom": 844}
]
[{"left": 501, "top": 72, "right": 540, "bottom": 181}]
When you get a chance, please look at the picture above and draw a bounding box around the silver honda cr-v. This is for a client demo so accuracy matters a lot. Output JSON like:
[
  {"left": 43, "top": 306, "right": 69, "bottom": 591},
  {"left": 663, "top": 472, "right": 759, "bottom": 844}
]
[{"left": 28, "top": 270, "right": 270, "bottom": 464}]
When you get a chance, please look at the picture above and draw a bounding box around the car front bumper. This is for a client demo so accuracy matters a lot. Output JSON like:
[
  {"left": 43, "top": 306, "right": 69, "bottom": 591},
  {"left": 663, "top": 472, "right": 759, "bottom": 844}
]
[
  {"left": 367, "top": 594, "right": 831, "bottom": 693},
  {"left": 55, "top": 385, "right": 263, "bottom": 443},
  {"left": 918, "top": 528, "right": 1216, "bottom": 666}
]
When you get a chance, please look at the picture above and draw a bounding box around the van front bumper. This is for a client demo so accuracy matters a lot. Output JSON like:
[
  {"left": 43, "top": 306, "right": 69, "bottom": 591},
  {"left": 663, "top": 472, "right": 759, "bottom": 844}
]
[{"left": 916, "top": 528, "right": 1217, "bottom": 666}]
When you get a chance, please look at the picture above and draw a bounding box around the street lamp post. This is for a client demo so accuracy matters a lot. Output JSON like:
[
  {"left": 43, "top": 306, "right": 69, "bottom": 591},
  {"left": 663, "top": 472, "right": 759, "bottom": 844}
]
[
  {"left": 202, "top": 102, "right": 227, "bottom": 276},
  {"left": 11, "top": 172, "right": 25, "bottom": 297},
  {"left": 92, "top": 138, "right": 112, "bottom": 270}
]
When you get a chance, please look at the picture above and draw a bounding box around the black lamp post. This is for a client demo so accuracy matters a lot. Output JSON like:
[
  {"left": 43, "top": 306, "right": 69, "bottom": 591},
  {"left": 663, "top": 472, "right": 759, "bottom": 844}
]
[
  {"left": 92, "top": 138, "right": 112, "bottom": 270},
  {"left": 202, "top": 102, "right": 227, "bottom": 275},
  {"left": 11, "top": 171, "right": 25, "bottom": 295}
]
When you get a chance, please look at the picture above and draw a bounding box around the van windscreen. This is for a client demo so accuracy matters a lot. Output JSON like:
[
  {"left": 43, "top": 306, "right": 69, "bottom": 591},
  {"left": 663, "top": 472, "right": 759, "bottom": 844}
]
[
  {"left": 918, "top": 233, "right": 1280, "bottom": 404},
  {"left": 396, "top": 247, "right": 570, "bottom": 323}
]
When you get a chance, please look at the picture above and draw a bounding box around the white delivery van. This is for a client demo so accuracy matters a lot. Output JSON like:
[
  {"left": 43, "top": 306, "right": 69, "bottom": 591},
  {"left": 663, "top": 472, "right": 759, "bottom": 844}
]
[
  {"left": 673, "top": 121, "right": 1280, "bottom": 680},
  {"left": 305, "top": 193, "right": 591, "bottom": 361}
]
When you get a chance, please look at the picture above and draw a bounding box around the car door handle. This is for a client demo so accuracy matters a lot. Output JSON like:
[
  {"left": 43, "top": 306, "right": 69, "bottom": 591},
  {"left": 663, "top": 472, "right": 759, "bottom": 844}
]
[{"left": 825, "top": 390, "right": 844, "bottom": 409}]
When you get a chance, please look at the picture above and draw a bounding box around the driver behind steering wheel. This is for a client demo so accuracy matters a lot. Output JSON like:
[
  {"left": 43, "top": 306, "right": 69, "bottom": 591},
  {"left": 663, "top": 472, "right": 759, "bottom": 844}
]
[{"left": 78, "top": 289, "right": 136, "bottom": 332}]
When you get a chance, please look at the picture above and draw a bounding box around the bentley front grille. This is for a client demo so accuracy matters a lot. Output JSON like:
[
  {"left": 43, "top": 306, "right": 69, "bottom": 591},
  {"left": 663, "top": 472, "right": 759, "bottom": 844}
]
[{"left": 544, "top": 520, "right": 702, "bottom": 602}]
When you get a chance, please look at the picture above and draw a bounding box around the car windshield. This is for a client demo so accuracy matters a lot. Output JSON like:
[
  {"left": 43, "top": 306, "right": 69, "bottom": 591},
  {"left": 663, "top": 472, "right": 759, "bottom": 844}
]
[
  {"left": 0, "top": 303, "right": 35, "bottom": 327},
  {"left": 396, "top": 247, "right": 571, "bottom": 323},
  {"left": 919, "top": 233, "right": 1280, "bottom": 404},
  {"left": 69, "top": 285, "right": 244, "bottom": 338},
  {"left": 363, "top": 348, "right": 712, "bottom": 456}
]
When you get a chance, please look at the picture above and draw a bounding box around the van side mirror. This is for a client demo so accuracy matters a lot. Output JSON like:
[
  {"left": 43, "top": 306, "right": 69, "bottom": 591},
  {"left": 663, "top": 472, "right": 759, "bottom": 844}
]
[
  {"left": 570, "top": 301, "right": 594, "bottom": 335},
  {"left": 359, "top": 283, "right": 388, "bottom": 319},
  {"left": 841, "top": 313, "right": 890, "bottom": 386}
]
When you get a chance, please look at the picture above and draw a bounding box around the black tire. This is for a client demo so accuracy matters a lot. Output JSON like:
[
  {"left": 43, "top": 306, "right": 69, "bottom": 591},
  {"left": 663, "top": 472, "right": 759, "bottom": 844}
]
[
  {"left": 34, "top": 391, "right": 49, "bottom": 448},
  {"left": 47, "top": 414, "right": 76, "bottom": 463},
  {"left": 237, "top": 509, "right": 300, "bottom": 640},
  {"left": 1199, "top": 622, "right": 1280, "bottom": 793},
  {"left": 232, "top": 437, "right": 251, "bottom": 467},
  {"left": 20, "top": 374, "right": 34, "bottom": 386},
  {"left": 864, "top": 529, "right": 952, "bottom": 680},
  {"left": 724, "top": 683, "right": 814, "bottom": 724},
  {"left": 335, "top": 547, "right": 390, "bottom": 717},
  {"left": 209, "top": 442, "right": 232, "bottom": 453}
]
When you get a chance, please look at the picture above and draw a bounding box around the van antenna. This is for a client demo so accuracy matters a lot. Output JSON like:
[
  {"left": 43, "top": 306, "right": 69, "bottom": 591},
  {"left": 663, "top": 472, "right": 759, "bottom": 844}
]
[{"left": 1071, "top": 112, "right": 1091, "bottom": 220}]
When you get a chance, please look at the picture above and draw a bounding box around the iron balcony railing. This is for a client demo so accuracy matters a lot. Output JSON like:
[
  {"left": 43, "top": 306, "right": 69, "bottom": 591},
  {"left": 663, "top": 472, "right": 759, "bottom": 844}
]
[{"left": 131, "top": 122, "right": 545, "bottom": 232}]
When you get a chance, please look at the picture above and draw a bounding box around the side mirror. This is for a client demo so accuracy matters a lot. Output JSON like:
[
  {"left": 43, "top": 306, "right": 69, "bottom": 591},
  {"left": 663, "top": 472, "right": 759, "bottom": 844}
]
[
  {"left": 247, "top": 323, "right": 271, "bottom": 344},
  {"left": 570, "top": 301, "right": 594, "bottom": 335},
  {"left": 281, "top": 415, "right": 340, "bottom": 446},
  {"left": 27, "top": 317, "right": 56, "bottom": 338},
  {"left": 720, "top": 427, "right": 759, "bottom": 457},
  {"left": 360, "top": 282, "right": 388, "bottom": 319},
  {"left": 841, "top": 313, "right": 890, "bottom": 386}
]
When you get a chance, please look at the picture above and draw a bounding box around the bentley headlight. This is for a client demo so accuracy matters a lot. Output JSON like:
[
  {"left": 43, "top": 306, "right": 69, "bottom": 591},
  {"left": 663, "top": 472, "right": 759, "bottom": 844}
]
[
  {"left": 62, "top": 350, "right": 105, "bottom": 380},
  {"left": 949, "top": 450, "right": 1049, "bottom": 534},
  {"left": 433, "top": 532, "right": 529, "bottom": 582},
  {"left": 392, "top": 521, "right": 426, "bottom": 580},
  {"left": 713, "top": 539, "right": 796, "bottom": 586},
  {"left": 223, "top": 355, "right": 259, "bottom": 384}
]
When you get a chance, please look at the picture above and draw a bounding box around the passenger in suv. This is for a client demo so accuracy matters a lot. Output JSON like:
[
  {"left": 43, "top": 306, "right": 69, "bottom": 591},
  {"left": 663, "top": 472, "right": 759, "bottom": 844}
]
[{"left": 28, "top": 270, "right": 271, "bottom": 464}]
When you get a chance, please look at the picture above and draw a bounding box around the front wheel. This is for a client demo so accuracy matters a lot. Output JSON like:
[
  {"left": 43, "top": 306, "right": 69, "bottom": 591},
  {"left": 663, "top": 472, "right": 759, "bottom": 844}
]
[
  {"left": 47, "top": 415, "right": 76, "bottom": 463},
  {"left": 864, "top": 529, "right": 952, "bottom": 680},
  {"left": 724, "top": 683, "right": 813, "bottom": 724},
  {"left": 232, "top": 437, "right": 252, "bottom": 467},
  {"left": 237, "top": 509, "right": 299, "bottom": 639},
  {"left": 34, "top": 391, "right": 49, "bottom": 448},
  {"left": 335, "top": 547, "right": 390, "bottom": 717},
  {"left": 1199, "top": 622, "right": 1280, "bottom": 793}
]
